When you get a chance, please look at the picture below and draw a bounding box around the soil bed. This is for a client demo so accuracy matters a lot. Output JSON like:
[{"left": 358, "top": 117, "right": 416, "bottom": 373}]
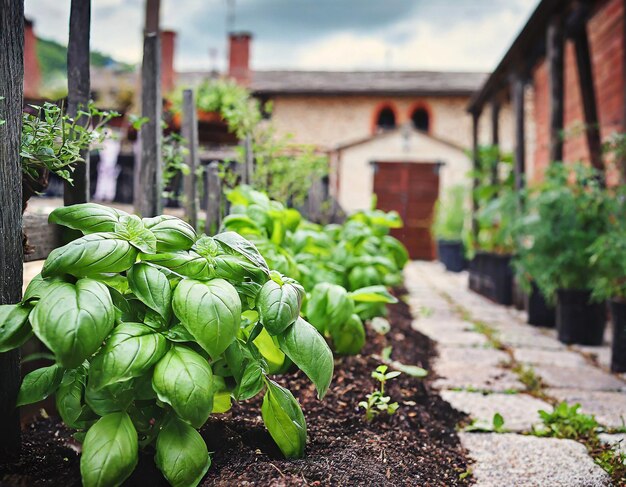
[{"left": 1, "top": 289, "right": 470, "bottom": 486}]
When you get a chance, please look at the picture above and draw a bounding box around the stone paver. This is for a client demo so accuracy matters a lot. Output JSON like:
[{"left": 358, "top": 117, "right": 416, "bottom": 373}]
[
  {"left": 459, "top": 433, "right": 611, "bottom": 486},
  {"left": 411, "top": 318, "right": 472, "bottom": 336},
  {"left": 433, "top": 363, "right": 524, "bottom": 392},
  {"left": 545, "top": 389, "right": 626, "bottom": 428},
  {"left": 437, "top": 346, "right": 511, "bottom": 367},
  {"left": 441, "top": 391, "right": 551, "bottom": 431},
  {"left": 599, "top": 433, "right": 626, "bottom": 455},
  {"left": 426, "top": 330, "right": 489, "bottom": 347},
  {"left": 573, "top": 345, "right": 613, "bottom": 370},
  {"left": 533, "top": 365, "right": 625, "bottom": 392},
  {"left": 497, "top": 330, "right": 565, "bottom": 350},
  {"left": 513, "top": 348, "right": 588, "bottom": 368}
]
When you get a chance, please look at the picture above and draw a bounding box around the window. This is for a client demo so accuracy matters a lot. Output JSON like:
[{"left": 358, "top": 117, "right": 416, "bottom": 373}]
[
  {"left": 375, "top": 106, "right": 396, "bottom": 131},
  {"left": 411, "top": 107, "right": 430, "bottom": 132}
]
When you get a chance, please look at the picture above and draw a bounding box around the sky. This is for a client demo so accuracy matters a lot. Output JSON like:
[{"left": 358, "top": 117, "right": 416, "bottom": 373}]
[{"left": 25, "top": 0, "right": 540, "bottom": 73}]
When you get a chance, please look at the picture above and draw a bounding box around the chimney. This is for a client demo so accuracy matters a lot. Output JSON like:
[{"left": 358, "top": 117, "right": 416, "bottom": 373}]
[
  {"left": 228, "top": 32, "right": 251, "bottom": 85},
  {"left": 161, "top": 30, "right": 176, "bottom": 94},
  {"left": 23, "top": 18, "right": 41, "bottom": 99}
]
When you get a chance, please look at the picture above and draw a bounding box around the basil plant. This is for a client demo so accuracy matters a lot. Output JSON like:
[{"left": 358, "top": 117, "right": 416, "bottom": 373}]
[{"left": 1, "top": 203, "right": 333, "bottom": 487}]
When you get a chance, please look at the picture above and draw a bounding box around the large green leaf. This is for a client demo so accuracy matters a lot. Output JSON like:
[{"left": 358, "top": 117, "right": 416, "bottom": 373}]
[
  {"left": 330, "top": 313, "right": 366, "bottom": 355},
  {"left": 0, "top": 303, "right": 32, "bottom": 352},
  {"left": 114, "top": 215, "right": 157, "bottom": 254},
  {"left": 42, "top": 233, "right": 138, "bottom": 278},
  {"left": 22, "top": 274, "right": 66, "bottom": 302},
  {"left": 212, "top": 254, "right": 267, "bottom": 283},
  {"left": 306, "top": 283, "right": 354, "bottom": 334},
  {"left": 143, "top": 215, "right": 197, "bottom": 251},
  {"left": 236, "top": 360, "right": 265, "bottom": 401},
  {"left": 172, "top": 279, "right": 241, "bottom": 358},
  {"left": 85, "top": 380, "right": 135, "bottom": 416},
  {"left": 214, "top": 231, "right": 270, "bottom": 275},
  {"left": 49, "top": 203, "right": 126, "bottom": 234},
  {"left": 152, "top": 345, "right": 214, "bottom": 428},
  {"left": 127, "top": 263, "right": 172, "bottom": 321},
  {"left": 261, "top": 380, "right": 306, "bottom": 459},
  {"left": 278, "top": 317, "right": 333, "bottom": 399},
  {"left": 257, "top": 276, "right": 304, "bottom": 335},
  {"left": 31, "top": 279, "right": 115, "bottom": 368},
  {"left": 80, "top": 412, "right": 138, "bottom": 487},
  {"left": 16, "top": 364, "right": 64, "bottom": 406},
  {"left": 89, "top": 323, "right": 168, "bottom": 389},
  {"left": 56, "top": 366, "right": 88, "bottom": 428},
  {"left": 348, "top": 285, "right": 398, "bottom": 303},
  {"left": 141, "top": 250, "right": 212, "bottom": 279},
  {"left": 155, "top": 416, "right": 210, "bottom": 487}
]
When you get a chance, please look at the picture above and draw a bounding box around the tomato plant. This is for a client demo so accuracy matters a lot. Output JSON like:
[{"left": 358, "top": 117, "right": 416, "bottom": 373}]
[{"left": 1, "top": 203, "right": 333, "bottom": 487}]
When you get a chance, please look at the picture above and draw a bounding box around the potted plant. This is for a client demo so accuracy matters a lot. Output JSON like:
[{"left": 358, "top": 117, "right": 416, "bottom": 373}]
[
  {"left": 468, "top": 146, "right": 517, "bottom": 305},
  {"left": 519, "top": 163, "right": 608, "bottom": 345},
  {"left": 432, "top": 185, "right": 468, "bottom": 272}
]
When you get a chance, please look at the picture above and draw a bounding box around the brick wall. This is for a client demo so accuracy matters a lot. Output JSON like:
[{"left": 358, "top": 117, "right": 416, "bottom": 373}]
[{"left": 532, "top": 0, "right": 624, "bottom": 181}]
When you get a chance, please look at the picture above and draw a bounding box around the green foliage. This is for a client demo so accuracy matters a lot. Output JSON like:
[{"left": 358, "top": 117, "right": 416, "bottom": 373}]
[
  {"left": 358, "top": 365, "right": 401, "bottom": 422},
  {"left": 514, "top": 163, "right": 609, "bottom": 301},
  {"left": 534, "top": 402, "right": 598, "bottom": 440},
  {"left": 21, "top": 102, "right": 118, "bottom": 185},
  {"left": 5, "top": 202, "right": 334, "bottom": 486},
  {"left": 432, "top": 184, "right": 467, "bottom": 241},
  {"left": 464, "top": 413, "right": 506, "bottom": 433}
]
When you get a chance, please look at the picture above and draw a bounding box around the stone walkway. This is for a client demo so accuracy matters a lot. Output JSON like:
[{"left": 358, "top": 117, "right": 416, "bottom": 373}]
[{"left": 405, "top": 261, "right": 625, "bottom": 487}]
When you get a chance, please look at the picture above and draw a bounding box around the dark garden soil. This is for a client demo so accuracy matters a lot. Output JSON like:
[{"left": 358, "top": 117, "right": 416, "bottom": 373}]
[{"left": 0, "top": 289, "right": 471, "bottom": 487}]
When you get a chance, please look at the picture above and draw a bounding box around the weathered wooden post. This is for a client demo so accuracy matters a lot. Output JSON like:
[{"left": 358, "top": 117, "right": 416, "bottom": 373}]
[
  {"left": 0, "top": 0, "right": 25, "bottom": 460},
  {"left": 63, "top": 0, "right": 91, "bottom": 205},
  {"left": 547, "top": 15, "right": 564, "bottom": 163},
  {"left": 135, "top": 0, "right": 162, "bottom": 216},
  {"left": 181, "top": 89, "right": 199, "bottom": 229},
  {"left": 470, "top": 109, "right": 481, "bottom": 238},
  {"left": 244, "top": 134, "right": 254, "bottom": 184},
  {"left": 204, "top": 161, "right": 222, "bottom": 235},
  {"left": 511, "top": 75, "right": 526, "bottom": 192},
  {"left": 490, "top": 98, "right": 500, "bottom": 186}
]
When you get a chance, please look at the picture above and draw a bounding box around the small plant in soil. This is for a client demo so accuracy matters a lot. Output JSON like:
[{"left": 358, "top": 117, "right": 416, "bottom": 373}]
[
  {"left": 533, "top": 402, "right": 598, "bottom": 440},
  {"left": 1, "top": 203, "right": 334, "bottom": 487},
  {"left": 464, "top": 413, "right": 506, "bottom": 433},
  {"left": 359, "top": 365, "right": 401, "bottom": 422}
]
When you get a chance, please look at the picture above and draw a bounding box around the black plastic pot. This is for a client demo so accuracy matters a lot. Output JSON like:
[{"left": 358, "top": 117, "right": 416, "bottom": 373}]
[
  {"left": 556, "top": 289, "right": 606, "bottom": 345},
  {"left": 437, "top": 239, "right": 466, "bottom": 272},
  {"left": 609, "top": 300, "right": 626, "bottom": 373},
  {"left": 468, "top": 252, "right": 513, "bottom": 305},
  {"left": 526, "top": 283, "right": 555, "bottom": 327}
]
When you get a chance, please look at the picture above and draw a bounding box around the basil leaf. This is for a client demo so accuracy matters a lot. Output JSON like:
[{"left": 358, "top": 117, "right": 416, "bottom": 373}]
[
  {"left": 252, "top": 327, "right": 286, "bottom": 374},
  {"left": 0, "top": 303, "right": 32, "bottom": 352},
  {"left": 164, "top": 323, "right": 196, "bottom": 342},
  {"left": 80, "top": 412, "right": 138, "bottom": 487},
  {"left": 214, "top": 232, "right": 270, "bottom": 275},
  {"left": 127, "top": 263, "right": 172, "bottom": 321},
  {"left": 172, "top": 279, "right": 241, "bottom": 358},
  {"left": 212, "top": 254, "right": 267, "bottom": 283},
  {"left": 56, "top": 366, "right": 88, "bottom": 428},
  {"left": 348, "top": 285, "right": 398, "bottom": 303},
  {"left": 16, "top": 364, "right": 64, "bottom": 406},
  {"left": 257, "top": 278, "right": 304, "bottom": 335},
  {"left": 49, "top": 203, "right": 126, "bottom": 234},
  {"left": 155, "top": 416, "right": 210, "bottom": 487},
  {"left": 152, "top": 345, "right": 214, "bottom": 428},
  {"left": 261, "top": 380, "right": 306, "bottom": 459},
  {"left": 31, "top": 279, "right": 115, "bottom": 368},
  {"left": 192, "top": 235, "right": 220, "bottom": 258},
  {"left": 278, "top": 317, "right": 333, "bottom": 399},
  {"left": 306, "top": 283, "right": 355, "bottom": 334},
  {"left": 330, "top": 313, "right": 366, "bottom": 355},
  {"left": 42, "top": 233, "right": 138, "bottom": 278},
  {"left": 141, "top": 250, "right": 212, "bottom": 279},
  {"left": 85, "top": 380, "right": 135, "bottom": 416},
  {"left": 236, "top": 361, "right": 265, "bottom": 401},
  {"left": 23, "top": 274, "right": 66, "bottom": 302},
  {"left": 143, "top": 215, "right": 197, "bottom": 251},
  {"left": 115, "top": 214, "right": 157, "bottom": 254},
  {"left": 89, "top": 323, "right": 168, "bottom": 390}
]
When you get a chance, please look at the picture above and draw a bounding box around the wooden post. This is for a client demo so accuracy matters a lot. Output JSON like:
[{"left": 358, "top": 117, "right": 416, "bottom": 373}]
[
  {"left": 63, "top": 0, "right": 91, "bottom": 205},
  {"left": 547, "top": 15, "right": 565, "bottom": 163},
  {"left": 490, "top": 99, "right": 500, "bottom": 185},
  {"left": 204, "top": 161, "right": 222, "bottom": 235},
  {"left": 471, "top": 110, "right": 481, "bottom": 238},
  {"left": 573, "top": 26, "right": 603, "bottom": 171},
  {"left": 135, "top": 0, "right": 162, "bottom": 217},
  {"left": 244, "top": 134, "right": 254, "bottom": 184},
  {"left": 0, "top": 0, "right": 24, "bottom": 460},
  {"left": 511, "top": 75, "right": 526, "bottom": 191},
  {"left": 181, "top": 89, "right": 198, "bottom": 229}
]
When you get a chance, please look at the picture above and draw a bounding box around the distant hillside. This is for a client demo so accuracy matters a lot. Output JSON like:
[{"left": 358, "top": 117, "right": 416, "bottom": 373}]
[{"left": 36, "top": 36, "right": 135, "bottom": 84}]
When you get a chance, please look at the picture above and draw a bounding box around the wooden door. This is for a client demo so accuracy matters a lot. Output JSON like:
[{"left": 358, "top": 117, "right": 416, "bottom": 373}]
[{"left": 373, "top": 162, "right": 439, "bottom": 260}]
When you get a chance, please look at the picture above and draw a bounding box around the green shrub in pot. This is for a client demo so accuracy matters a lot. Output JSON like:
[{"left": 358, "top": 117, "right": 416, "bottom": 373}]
[{"left": 432, "top": 184, "right": 467, "bottom": 242}]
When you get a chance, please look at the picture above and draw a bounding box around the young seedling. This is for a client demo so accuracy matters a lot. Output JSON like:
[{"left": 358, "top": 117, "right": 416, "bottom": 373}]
[
  {"left": 533, "top": 402, "right": 598, "bottom": 440},
  {"left": 464, "top": 413, "right": 506, "bottom": 433},
  {"left": 359, "top": 365, "right": 401, "bottom": 422}
]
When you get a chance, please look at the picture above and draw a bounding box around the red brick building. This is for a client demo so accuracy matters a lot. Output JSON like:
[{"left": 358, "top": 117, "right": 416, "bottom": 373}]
[{"left": 469, "top": 0, "right": 625, "bottom": 185}]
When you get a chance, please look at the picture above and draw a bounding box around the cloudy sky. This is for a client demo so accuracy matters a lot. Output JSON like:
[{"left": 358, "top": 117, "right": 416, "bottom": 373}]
[{"left": 25, "top": 0, "right": 540, "bottom": 73}]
